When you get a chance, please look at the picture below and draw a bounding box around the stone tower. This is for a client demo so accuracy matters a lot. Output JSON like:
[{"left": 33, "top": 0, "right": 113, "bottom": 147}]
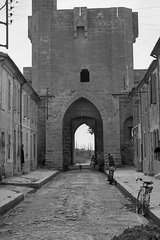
[{"left": 28, "top": 0, "right": 138, "bottom": 170}]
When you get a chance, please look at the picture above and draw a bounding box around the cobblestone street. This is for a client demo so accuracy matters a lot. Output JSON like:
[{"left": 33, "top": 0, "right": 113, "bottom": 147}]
[{"left": 0, "top": 170, "right": 148, "bottom": 240}]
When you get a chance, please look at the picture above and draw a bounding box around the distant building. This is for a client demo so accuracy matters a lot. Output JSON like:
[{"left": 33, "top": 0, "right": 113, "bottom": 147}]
[{"left": 0, "top": 52, "right": 40, "bottom": 179}]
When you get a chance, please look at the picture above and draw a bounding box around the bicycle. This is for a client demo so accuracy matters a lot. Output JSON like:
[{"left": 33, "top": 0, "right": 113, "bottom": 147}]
[
  {"left": 90, "top": 161, "right": 95, "bottom": 170},
  {"left": 135, "top": 177, "right": 154, "bottom": 216},
  {"left": 108, "top": 166, "right": 116, "bottom": 184}
]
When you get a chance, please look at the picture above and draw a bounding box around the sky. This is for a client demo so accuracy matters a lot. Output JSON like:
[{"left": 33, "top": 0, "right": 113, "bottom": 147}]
[
  {"left": 75, "top": 124, "right": 95, "bottom": 150},
  {"left": 0, "top": 0, "right": 160, "bottom": 72},
  {"left": 0, "top": 0, "right": 160, "bottom": 147}
]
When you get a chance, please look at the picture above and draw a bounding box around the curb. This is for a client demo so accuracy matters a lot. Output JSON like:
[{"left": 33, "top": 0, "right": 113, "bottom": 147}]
[
  {"left": 0, "top": 171, "right": 60, "bottom": 189},
  {"left": 147, "top": 208, "right": 160, "bottom": 228},
  {"left": 29, "top": 170, "right": 60, "bottom": 189},
  {"left": 0, "top": 171, "right": 60, "bottom": 216},
  {"left": 104, "top": 171, "right": 160, "bottom": 228},
  {"left": 0, "top": 192, "right": 24, "bottom": 216}
]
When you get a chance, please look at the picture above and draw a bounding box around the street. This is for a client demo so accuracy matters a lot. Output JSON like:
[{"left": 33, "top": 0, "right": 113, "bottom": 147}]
[{"left": 0, "top": 170, "right": 148, "bottom": 240}]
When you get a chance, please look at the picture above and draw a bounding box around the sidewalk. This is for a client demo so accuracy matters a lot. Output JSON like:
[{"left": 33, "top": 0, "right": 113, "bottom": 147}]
[
  {"left": 105, "top": 166, "right": 160, "bottom": 227},
  {"left": 0, "top": 168, "right": 60, "bottom": 216}
]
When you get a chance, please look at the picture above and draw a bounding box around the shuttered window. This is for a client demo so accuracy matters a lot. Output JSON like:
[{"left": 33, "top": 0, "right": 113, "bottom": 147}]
[
  {"left": 8, "top": 78, "right": 11, "bottom": 110},
  {"left": 13, "top": 83, "right": 16, "bottom": 111},
  {"left": 150, "top": 73, "right": 157, "bottom": 104}
]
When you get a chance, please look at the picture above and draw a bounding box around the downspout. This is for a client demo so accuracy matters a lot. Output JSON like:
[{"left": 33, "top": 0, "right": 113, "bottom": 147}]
[
  {"left": 139, "top": 90, "right": 143, "bottom": 171},
  {"left": 146, "top": 89, "right": 150, "bottom": 174},
  {"left": 20, "top": 82, "right": 26, "bottom": 171}
]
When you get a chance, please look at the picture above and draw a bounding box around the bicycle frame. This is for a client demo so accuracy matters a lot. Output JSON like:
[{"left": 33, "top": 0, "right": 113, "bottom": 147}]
[{"left": 135, "top": 177, "right": 153, "bottom": 216}]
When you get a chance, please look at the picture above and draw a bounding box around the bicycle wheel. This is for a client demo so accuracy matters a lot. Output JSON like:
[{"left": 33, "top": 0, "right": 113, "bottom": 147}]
[
  {"left": 135, "top": 189, "right": 143, "bottom": 214},
  {"left": 142, "top": 194, "right": 149, "bottom": 216}
]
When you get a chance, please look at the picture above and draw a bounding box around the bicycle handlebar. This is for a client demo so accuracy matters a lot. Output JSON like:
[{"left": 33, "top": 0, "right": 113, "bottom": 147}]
[{"left": 136, "top": 177, "right": 154, "bottom": 185}]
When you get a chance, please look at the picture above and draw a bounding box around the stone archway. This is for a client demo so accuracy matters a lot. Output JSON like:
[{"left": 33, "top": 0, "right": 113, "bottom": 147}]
[
  {"left": 62, "top": 97, "right": 103, "bottom": 170},
  {"left": 121, "top": 116, "right": 134, "bottom": 165}
]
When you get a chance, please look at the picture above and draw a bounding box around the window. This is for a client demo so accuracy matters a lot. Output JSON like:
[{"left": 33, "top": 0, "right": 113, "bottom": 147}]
[
  {"left": 8, "top": 78, "right": 11, "bottom": 110},
  {"left": 17, "top": 87, "right": 20, "bottom": 113},
  {"left": 24, "top": 93, "right": 28, "bottom": 117},
  {"left": 2, "top": 72, "right": 5, "bottom": 110},
  {"left": 13, "top": 83, "right": 16, "bottom": 111},
  {"left": 124, "top": 117, "right": 133, "bottom": 142},
  {"left": 8, "top": 133, "right": 11, "bottom": 160},
  {"left": 35, "top": 104, "right": 37, "bottom": 124},
  {"left": 150, "top": 73, "right": 157, "bottom": 104},
  {"left": 2, "top": 132, "right": 5, "bottom": 148},
  {"left": 26, "top": 133, "right": 28, "bottom": 158},
  {"left": 80, "top": 69, "right": 89, "bottom": 82},
  {"left": 28, "top": 96, "right": 30, "bottom": 119},
  {"left": 17, "top": 129, "right": 20, "bottom": 157},
  {"left": 34, "top": 134, "right": 36, "bottom": 158},
  {"left": 77, "top": 26, "right": 85, "bottom": 38},
  {"left": 30, "top": 100, "right": 33, "bottom": 122}
]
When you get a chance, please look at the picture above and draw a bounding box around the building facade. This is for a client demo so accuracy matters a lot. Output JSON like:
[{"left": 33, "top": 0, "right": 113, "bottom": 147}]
[
  {"left": 132, "top": 42, "right": 160, "bottom": 176},
  {"left": 27, "top": 0, "right": 138, "bottom": 170},
  {"left": 0, "top": 52, "right": 40, "bottom": 179}
]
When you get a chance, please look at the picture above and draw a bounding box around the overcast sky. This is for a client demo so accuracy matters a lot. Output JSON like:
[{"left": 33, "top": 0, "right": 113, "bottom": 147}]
[{"left": 0, "top": 0, "right": 160, "bottom": 72}]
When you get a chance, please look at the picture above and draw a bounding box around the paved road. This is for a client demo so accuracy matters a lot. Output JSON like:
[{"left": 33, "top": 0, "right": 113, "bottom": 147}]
[{"left": 0, "top": 170, "right": 148, "bottom": 240}]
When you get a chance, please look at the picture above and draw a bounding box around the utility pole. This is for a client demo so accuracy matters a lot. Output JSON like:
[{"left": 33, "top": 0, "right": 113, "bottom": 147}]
[
  {"left": 0, "top": 0, "right": 9, "bottom": 48},
  {"left": 0, "top": 0, "right": 15, "bottom": 49}
]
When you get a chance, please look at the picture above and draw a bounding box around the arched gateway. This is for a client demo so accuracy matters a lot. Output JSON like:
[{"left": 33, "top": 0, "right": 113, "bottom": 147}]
[
  {"left": 44, "top": 91, "right": 121, "bottom": 170},
  {"left": 63, "top": 97, "right": 104, "bottom": 170}
]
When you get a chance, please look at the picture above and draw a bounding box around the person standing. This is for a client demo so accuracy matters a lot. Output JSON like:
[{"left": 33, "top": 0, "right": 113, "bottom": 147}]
[
  {"left": 107, "top": 153, "right": 115, "bottom": 183},
  {"left": 90, "top": 155, "right": 95, "bottom": 170},
  {"left": 108, "top": 153, "right": 115, "bottom": 167}
]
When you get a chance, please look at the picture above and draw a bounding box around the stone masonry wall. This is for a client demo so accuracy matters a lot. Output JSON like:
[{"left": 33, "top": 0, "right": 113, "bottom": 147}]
[{"left": 29, "top": 1, "right": 138, "bottom": 169}]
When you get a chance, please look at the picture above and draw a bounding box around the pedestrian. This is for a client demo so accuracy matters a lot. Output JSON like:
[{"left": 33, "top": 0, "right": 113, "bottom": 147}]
[
  {"left": 79, "top": 164, "right": 82, "bottom": 171},
  {"left": 107, "top": 153, "right": 115, "bottom": 182},
  {"left": 108, "top": 153, "right": 115, "bottom": 167},
  {"left": 21, "top": 144, "right": 24, "bottom": 171},
  {"left": 90, "top": 155, "right": 95, "bottom": 170}
]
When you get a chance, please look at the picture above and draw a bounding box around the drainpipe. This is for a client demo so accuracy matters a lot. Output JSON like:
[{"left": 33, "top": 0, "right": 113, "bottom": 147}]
[
  {"left": 139, "top": 90, "right": 143, "bottom": 171},
  {"left": 20, "top": 82, "right": 26, "bottom": 171},
  {"left": 146, "top": 89, "right": 150, "bottom": 174}
]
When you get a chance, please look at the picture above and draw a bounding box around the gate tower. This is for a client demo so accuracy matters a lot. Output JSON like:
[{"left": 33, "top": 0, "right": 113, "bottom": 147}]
[{"left": 27, "top": 0, "right": 138, "bottom": 170}]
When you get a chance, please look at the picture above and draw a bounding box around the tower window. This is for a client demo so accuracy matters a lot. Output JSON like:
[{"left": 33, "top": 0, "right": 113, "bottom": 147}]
[
  {"left": 77, "top": 26, "right": 85, "bottom": 38},
  {"left": 80, "top": 69, "right": 89, "bottom": 82}
]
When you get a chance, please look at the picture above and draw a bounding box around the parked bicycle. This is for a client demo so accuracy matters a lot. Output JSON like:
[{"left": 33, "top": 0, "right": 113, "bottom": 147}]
[
  {"left": 108, "top": 166, "right": 116, "bottom": 185},
  {"left": 135, "top": 177, "right": 154, "bottom": 216}
]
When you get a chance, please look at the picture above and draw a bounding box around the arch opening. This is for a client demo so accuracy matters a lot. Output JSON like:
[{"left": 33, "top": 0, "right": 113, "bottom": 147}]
[
  {"left": 74, "top": 124, "right": 95, "bottom": 165},
  {"left": 121, "top": 116, "right": 134, "bottom": 165},
  {"left": 62, "top": 97, "right": 104, "bottom": 170}
]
